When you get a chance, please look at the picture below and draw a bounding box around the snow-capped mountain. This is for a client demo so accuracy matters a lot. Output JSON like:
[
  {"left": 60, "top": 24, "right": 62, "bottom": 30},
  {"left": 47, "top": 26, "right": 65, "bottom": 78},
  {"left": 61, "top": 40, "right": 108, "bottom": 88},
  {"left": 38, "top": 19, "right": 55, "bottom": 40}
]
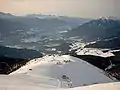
[
  {"left": 65, "top": 17, "right": 120, "bottom": 41},
  {"left": 98, "top": 16, "right": 120, "bottom": 21},
  {"left": 0, "top": 12, "right": 14, "bottom": 18},
  {"left": 0, "top": 53, "right": 119, "bottom": 90},
  {"left": 0, "top": 55, "right": 114, "bottom": 89},
  {"left": 26, "top": 14, "right": 90, "bottom": 25}
]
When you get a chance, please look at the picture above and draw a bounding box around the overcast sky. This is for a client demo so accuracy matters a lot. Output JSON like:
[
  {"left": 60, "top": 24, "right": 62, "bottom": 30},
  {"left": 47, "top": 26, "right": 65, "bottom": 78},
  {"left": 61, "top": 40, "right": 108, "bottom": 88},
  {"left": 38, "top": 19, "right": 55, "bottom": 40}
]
[{"left": 0, "top": 0, "right": 120, "bottom": 18}]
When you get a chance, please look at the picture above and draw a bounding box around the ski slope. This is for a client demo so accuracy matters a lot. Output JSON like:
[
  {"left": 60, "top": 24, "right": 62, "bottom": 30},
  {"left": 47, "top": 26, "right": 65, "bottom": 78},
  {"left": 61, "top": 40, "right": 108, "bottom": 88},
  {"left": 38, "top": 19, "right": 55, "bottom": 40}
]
[{"left": 0, "top": 55, "right": 118, "bottom": 90}]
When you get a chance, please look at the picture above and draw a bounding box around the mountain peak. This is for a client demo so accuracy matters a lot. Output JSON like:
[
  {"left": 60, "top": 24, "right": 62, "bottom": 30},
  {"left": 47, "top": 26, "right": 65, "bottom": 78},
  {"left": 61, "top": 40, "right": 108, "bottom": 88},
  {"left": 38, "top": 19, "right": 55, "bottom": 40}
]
[
  {"left": 0, "top": 12, "right": 13, "bottom": 16},
  {"left": 98, "top": 16, "right": 119, "bottom": 21},
  {"left": 0, "top": 12, "right": 14, "bottom": 18}
]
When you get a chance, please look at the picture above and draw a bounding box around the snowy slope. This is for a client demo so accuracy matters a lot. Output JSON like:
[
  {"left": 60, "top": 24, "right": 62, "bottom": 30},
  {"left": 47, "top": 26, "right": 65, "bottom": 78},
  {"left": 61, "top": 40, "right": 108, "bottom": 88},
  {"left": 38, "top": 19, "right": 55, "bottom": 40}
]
[
  {"left": 76, "top": 48, "right": 114, "bottom": 57},
  {"left": 69, "top": 41, "right": 114, "bottom": 57},
  {"left": 9, "top": 55, "right": 114, "bottom": 87},
  {"left": 0, "top": 74, "right": 119, "bottom": 90},
  {"left": 62, "top": 82, "right": 120, "bottom": 90},
  {"left": 0, "top": 55, "right": 117, "bottom": 90}
]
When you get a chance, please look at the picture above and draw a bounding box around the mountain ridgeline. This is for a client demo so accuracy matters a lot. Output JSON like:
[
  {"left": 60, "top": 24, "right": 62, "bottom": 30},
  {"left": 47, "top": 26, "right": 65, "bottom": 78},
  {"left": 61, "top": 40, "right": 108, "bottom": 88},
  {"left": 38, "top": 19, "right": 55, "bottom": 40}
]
[
  {"left": 0, "top": 12, "right": 90, "bottom": 53},
  {"left": 0, "top": 12, "right": 90, "bottom": 37}
]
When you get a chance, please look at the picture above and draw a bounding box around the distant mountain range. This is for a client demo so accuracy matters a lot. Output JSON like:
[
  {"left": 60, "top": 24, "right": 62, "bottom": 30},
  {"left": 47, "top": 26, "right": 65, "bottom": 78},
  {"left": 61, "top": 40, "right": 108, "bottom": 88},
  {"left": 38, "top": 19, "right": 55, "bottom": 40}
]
[
  {"left": 0, "top": 12, "right": 90, "bottom": 37},
  {"left": 0, "top": 12, "right": 90, "bottom": 51},
  {"left": 66, "top": 17, "right": 120, "bottom": 42}
]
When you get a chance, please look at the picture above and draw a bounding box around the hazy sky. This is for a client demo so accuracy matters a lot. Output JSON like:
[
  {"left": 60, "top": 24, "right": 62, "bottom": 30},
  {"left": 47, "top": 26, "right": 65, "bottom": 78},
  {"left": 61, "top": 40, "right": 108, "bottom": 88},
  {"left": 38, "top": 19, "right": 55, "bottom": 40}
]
[{"left": 0, "top": 0, "right": 120, "bottom": 18}]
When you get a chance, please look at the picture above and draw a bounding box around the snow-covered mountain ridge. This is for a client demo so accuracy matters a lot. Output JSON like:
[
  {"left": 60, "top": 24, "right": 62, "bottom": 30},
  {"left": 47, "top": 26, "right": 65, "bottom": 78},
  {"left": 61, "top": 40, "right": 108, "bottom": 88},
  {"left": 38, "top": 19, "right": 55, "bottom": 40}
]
[
  {"left": 5, "top": 55, "right": 116, "bottom": 90},
  {"left": 0, "top": 55, "right": 119, "bottom": 90}
]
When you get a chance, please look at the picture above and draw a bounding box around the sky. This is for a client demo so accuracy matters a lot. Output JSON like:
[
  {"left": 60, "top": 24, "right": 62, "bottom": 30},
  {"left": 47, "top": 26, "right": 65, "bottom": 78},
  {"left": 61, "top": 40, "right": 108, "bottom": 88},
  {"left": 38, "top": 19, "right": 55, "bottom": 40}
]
[{"left": 0, "top": 0, "right": 120, "bottom": 18}]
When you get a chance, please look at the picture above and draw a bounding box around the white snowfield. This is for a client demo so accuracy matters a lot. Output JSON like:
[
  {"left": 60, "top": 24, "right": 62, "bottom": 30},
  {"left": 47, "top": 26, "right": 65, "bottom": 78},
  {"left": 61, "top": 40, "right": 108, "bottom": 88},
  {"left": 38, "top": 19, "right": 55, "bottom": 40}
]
[
  {"left": 0, "top": 55, "right": 119, "bottom": 90},
  {"left": 69, "top": 41, "right": 114, "bottom": 57},
  {"left": 76, "top": 48, "right": 114, "bottom": 57}
]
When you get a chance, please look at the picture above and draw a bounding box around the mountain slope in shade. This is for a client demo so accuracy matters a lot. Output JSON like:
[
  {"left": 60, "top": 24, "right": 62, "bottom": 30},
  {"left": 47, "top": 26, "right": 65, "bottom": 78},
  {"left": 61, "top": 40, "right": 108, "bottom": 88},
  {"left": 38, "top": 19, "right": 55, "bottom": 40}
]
[
  {"left": 0, "top": 45, "right": 42, "bottom": 59},
  {"left": 85, "top": 37, "right": 120, "bottom": 49},
  {"left": 8, "top": 55, "right": 114, "bottom": 90},
  {"left": 0, "top": 56, "right": 28, "bottom": 74}
]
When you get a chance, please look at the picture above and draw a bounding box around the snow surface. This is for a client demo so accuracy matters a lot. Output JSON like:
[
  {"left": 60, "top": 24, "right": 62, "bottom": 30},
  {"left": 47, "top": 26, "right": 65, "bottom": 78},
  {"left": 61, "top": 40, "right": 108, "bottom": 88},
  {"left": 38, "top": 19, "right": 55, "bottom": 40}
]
[
  {"left": 62, "top": 82, "right": 120, "bottom": 90},
  {"left": 69, "top": 41, "right": 114, "bottom": 57},
  {"left": 0, "top": 55, "right": 118, "bottom": 90},
  {"left": 0, "top": 74, "right": 119, "bottom": 90},
  {"left": 69, "top": 42, "right": 86, "bottom": 51},
  {"left": 5, "top": 55, "right": 113, "bottom": 90},
  {"left": 76, "top": 48, "right": 114, "bottom": 57}
]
